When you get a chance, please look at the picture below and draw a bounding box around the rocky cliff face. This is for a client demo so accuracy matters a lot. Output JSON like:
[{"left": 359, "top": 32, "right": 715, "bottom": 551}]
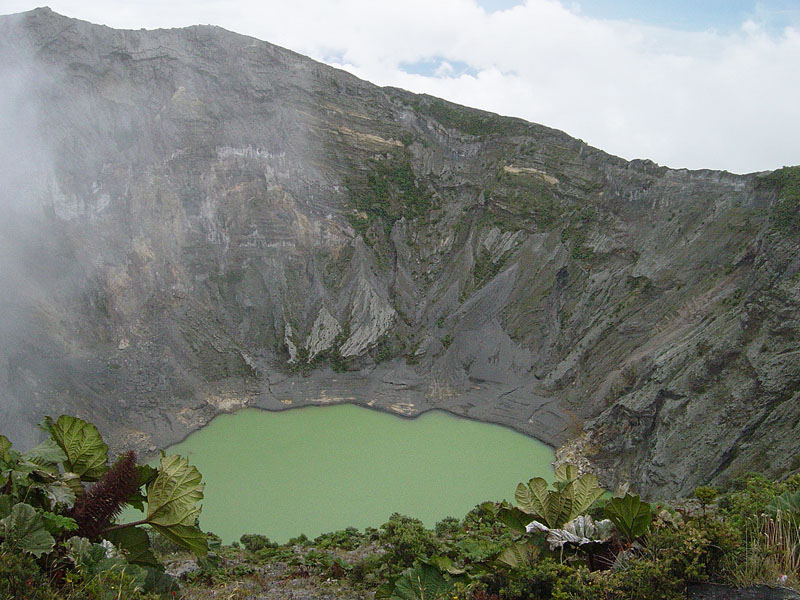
[{"left": 1, "top": 8, "right": 799, "bottom": 497}]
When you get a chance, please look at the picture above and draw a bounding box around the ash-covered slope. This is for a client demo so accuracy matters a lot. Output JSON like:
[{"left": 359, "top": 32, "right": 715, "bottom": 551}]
[{"left": 1, "top": 7, "right": 799, "bottom": 496}]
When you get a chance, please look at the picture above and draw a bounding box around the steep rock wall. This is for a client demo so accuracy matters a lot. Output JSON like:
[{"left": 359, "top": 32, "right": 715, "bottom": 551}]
[{"left": 1, "top": 8, "right": 798, "bottom": 496}]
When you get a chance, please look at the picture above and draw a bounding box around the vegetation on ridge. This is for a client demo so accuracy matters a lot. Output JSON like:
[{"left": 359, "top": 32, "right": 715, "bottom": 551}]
[
  {"left": 411, "top": 97, "right": 523, "bottom": 137},
  {"left": 758, "top": 165, "right": 800, "bottom": 234},
  {"left": 345, "top": 153, "right": 435, "bottom": 242}
]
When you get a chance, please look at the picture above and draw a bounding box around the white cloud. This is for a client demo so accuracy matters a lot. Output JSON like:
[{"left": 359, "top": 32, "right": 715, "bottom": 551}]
[{"left": 2, "top": 0, "right": 799, "bottom": 172}]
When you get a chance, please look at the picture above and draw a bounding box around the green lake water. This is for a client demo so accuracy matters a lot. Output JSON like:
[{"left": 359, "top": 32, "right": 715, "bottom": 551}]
[{"left": 138, "top": 404, "right": 553, "bottom": 543}]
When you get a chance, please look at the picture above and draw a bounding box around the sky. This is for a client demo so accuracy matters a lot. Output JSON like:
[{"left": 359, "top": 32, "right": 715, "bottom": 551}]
[{"left": 1, "top": 0, "right": 799, "bottom": 174}]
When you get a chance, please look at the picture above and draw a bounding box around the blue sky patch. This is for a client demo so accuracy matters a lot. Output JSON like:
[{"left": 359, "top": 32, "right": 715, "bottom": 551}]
[
  {"left": 573, "top": 0, "right": 800, "bottom": 31},
  {"left": 476, "top": 0, "right": 524, "bottom": 12},
  {"left": 400, "top": 58, "right": 480, "bottom": 78},
  {"left": 475, "top": 0, "right": 800, "bottom": 31},
  {"left": 321, "top": 50, "right": 346, "bottom": 65}
]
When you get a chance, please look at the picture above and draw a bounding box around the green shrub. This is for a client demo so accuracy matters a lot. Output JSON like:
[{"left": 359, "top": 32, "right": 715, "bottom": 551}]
[
  {"left": 298, "top": 548, "right": 351, "bottom": 578},
  {"left": 379, "top": 513, "right": 442, "bottom": 574},
  {"left": 348, "top": 553, "right": 385, "bottom": 586},
  {"left": 693, "top": 486, "right": 718, "bottom": 510},
  {"left": 314, "top": 526, "right": 365, "bottom": 550},
  {"left": 645, "top": 513, "right": 740, "bottom": 583},
  {"left": 240, "top": 533, "right": 277, "bottom": 553},
  {"left": 483, "top": 558, "right": 583, "bottom": 600},
  {"left": 434, "top": 516, "right": 462, "bottom": 537},
  {"left": 185, "top": 553, "right": 256, "bottom": 586},
  {"left": 0, "top": 545, "right": 53, "bottom": 600},
  {"left": 587, "top": 555, "right": 684, "bottom": 600},
  {"left": 717, "top": 472, "right": 800, "bottom": 531},
  {"left": 254, "top": 545, "right": 294, "bottom": 562},
  {"left": 287, "top": 533, "right": 310, "bottom": 546}
]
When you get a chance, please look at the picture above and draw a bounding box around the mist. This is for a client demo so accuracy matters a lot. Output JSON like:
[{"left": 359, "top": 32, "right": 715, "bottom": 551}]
[
  {"left": 0, "top": 12, "right": 120, "bottom": 449},
  {"left": 0, "top": 14, "right": 58, "bottom": 447}
]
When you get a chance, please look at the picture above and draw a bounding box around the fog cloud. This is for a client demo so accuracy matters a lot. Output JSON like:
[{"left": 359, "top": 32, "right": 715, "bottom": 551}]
[{"left": 0, "top": 17, "right": 65, "bottom": 447}]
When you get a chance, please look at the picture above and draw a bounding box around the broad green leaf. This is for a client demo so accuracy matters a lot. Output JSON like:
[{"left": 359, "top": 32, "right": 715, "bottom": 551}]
[
  {"left": 41, "top": 511, "right": 78, "bottom": 535},
  {"left": 61, "top": 472, "right": 85, "bottom": 499},
  {"left": 0, "top": 494, "right": 11, "bottom": 518},
  {"left": 427, "top": 555, "right": 465, "bottom": 575},
  {"left": 568, "top": 474, "right": 604, "bottom": 520},
  {"left": 127, "top": 491, "right": 147, "bottom": 512},
  {"left": 114, "top": 561, "right": 150, "bottom": 593},
  {"left": 8, "top": 461, "right": 36, "bottom": 476},
  {"left": 113, "top": 561, "right": 149, "bottom": 588},
  {"left": 126, "top": 465, "right": 159, "bottom": 511},
  {"left": 151, "top": 523, "right": 207, "bottom": 557},
  {"left": 93, "top": 554, "right": 149, "bottom": 590},
  {"left": 516, "top": 477, "right": 568, "bottom": 527},
  {"left": 0, "top": 502, "right": 56, "bottom": 557},
  {"left": 145, "top": 455, "right": 207, "bottom": 556},
  {"left": 18, "top": 457, "right": 60, "bottom": 479},
  {"left": 554, "top": 463, "right": 580, "bottom": 483},
  {"left": 479, "top": 501, "right": 498, "bottom": 517},
  {"left": 391, "top": 563, "right": 456, "bottom": 600},
  {"left": 147, "top": 455, "right": 204, "bottom": 527},
  {"left": 515, "top": 481, "right": 534, "bottom": 512},
  {"left": 496, "top": 541, "right": 533, "bottom": 569},
  {"left": 454, "top": 538, "right": 495, "bottom": 563},
  {"left": 0, "top": 435, "right": 11, "bottom": 463},
  {"left": 604, "top": 494, "right": 653, "bottom": 542},
  {"left": 137, "top": 464, "right": 159, "bottom": 488},
  {"left": 767, "top": 489, "right": 800, "bottom": 512},
  {"left": 84, "top": 543, "right": 110, "bottom": 568},
  {"left": 23, "top": 439, "right": 68, "bottom": 465},
  {"left": 552, "top": 482, "right": 574, "bottom": 526},
  {"left": 515, "top": 471, "right": 603, "bottom": 528},
  {"left": 375, "top": 576, "right": 400, "bottom": 600},
  {"left": 43, "top": 415, "right": 108, "bottom": 481},
  {"left": 44, "top": 480, "right": 77, "bottom": 509},
  {"left": 13, "top": 439, "right": 63, "bottom": 480},
  {"left": 515, "top": 477, "right": 548, "bottom": 515},
  {"left": 105, "top": 526, "right": 159, "bottom": 568},
  {"left": 64, "top": 535, "right": 93, "bottom": 563},
  {"left": 497, "top": 504, "right": 531, "bottom": 534}
]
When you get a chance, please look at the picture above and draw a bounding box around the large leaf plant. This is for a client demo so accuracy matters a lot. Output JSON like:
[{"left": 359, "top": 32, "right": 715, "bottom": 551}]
[{"left": 1, "top": 414, "right": 208, "bottom": 594}]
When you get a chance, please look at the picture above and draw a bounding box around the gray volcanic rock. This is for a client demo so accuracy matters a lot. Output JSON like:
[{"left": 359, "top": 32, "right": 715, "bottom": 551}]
[{"left": 1, "top": 7, "right": 799, "bottom": 497}]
